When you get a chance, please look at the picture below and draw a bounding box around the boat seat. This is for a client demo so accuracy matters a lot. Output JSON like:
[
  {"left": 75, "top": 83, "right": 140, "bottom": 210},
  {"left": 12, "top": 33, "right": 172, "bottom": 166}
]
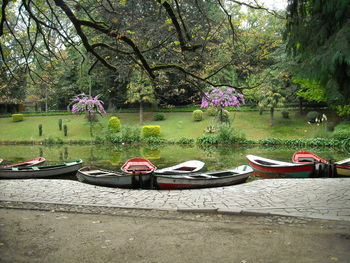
[
  {"left": 94, "top": 173, "right": 117, "bottom": 177},
  {"left": 32, "top": 167, "right": 39, "bottom": 170}
]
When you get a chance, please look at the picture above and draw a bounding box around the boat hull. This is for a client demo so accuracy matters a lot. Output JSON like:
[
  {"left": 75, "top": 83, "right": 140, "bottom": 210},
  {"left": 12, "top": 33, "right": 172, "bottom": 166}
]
[
  {"left": 336, "top": 166, "right": 350, "bottom": 177},
  {"left": 77, "top": 167, "right": 151, "bottom": 188},
  {"left": 247, "top": 155, "right": 315, "bottom": 178},
  {"left": 0, "top": 160, "right": 83, "bottom": 179},
  {"left": 155, "top": 165, "right": 252, "bottom": 190},
  {"left": 0, "top": 157, "right": 46, "bottom": 168}
]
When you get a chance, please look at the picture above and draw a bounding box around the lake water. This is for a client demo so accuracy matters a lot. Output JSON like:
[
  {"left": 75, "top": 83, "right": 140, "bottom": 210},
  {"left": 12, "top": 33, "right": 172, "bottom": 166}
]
[{"left": 0, "top": 144, "right": 348, "bottom": 172}]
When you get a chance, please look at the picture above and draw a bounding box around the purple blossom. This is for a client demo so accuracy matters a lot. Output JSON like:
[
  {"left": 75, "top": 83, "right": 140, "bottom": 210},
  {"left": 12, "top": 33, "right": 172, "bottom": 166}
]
[
  {"left": 71, "top": 93, "right": 106, "bottom": 116},
  {"left": 200, "top": 87, "right": 245, "bottom": 110}
]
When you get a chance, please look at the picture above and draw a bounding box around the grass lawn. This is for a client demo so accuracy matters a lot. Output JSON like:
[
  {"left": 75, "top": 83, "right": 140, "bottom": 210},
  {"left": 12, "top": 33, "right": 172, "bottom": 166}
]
[{"left": 0, "top": 111, "right": 331, "bottom": 142}]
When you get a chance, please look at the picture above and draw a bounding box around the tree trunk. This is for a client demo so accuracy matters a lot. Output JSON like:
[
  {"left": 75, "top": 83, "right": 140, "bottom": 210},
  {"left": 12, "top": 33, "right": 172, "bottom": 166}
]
[
  {"left": 299, "top": 98, "right": 303, "bottom": 115},
  {"left": 139, "top": 100, "right": 143, "bottom": 125},
  {"left": 270, "top": 107, "right": 274, "bottom": 126}
]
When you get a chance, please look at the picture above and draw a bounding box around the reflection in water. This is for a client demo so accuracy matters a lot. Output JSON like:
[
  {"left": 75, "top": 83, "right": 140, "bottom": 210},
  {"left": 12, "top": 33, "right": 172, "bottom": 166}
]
[{"left": 0, "top": 144, "right": 348, "bottom": 173}]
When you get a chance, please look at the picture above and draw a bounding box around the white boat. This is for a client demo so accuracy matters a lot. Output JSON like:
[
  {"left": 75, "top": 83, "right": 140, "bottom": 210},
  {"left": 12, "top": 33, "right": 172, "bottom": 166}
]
[
  {"left": 154, "top": 160, "right": 205, "bottom": 175},
  {"left": 155, "top": 165, "right": 252, "bottom": 190}
]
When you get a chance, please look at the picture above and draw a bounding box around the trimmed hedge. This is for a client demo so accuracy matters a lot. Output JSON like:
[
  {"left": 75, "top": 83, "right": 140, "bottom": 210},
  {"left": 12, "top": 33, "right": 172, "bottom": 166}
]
[
  {"left": 108, "top": 116, "right": 121, "bottom": 132},
  {"left": 12, "top": 114, "right": 24, "bottom": 122},
  {"left": 193, "top": 110, "right": 203, "bottom": 121},
  {"left": 142, "top": 125, "right": 161, "bottom": 138},
  {"left": 154, "top": 113, "right": 165, "bottom": 121}
]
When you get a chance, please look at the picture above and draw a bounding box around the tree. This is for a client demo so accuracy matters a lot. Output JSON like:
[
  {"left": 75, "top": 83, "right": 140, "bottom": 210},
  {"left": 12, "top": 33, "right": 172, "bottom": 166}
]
[
  {"left": 125, "top": 70, "right": 156, "bottom": 125},
  {"left": 284, "top": 0, "right": 350, "bottom": 114}
]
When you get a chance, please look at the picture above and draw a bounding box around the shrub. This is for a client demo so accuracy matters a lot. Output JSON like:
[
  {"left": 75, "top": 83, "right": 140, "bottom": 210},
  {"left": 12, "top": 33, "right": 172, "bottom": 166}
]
[
  {"left": 196, "top": 135, "right": 218, "bottom": 144},
  {"left": 281, "top": 111, "right": 289, "bottom": 119},
  {"left": 306, "top": 111, "right": 320, "bottom": 123},
  {"left": 217, "top": 123, "right": 246, "bottom": 143},
  {"left": 154, "top": 113, "right": 165, "bottom": 121},
  {"left": 206, "top": 107, "right": 217, "bottom": 116},
  {"left": 177, "top": 137, "right": 195, "bottom": 144},
  {"left": 193, "top": 110, "right": 203, "bottom": 121},
  {"left": 38, "top": 124, "right": 43, "bottom": 136},
  {"left": 142, "top": 125, "right": 161, "bottom": 138},
  {"left": 121, "top": 125, "right": 141, "bottom": 143},
  {"left": 108, "top": 116, "right": 121, "bottom": 132},
  {"left": 12, "top": 114, "right": 23, "bottom": 122},
  {"left": 63, "top": 125, "right": 68, "bottom": 136},
  {"left": 58, "top": 119, "right": 63, "bottom": 130},
  {"left": 332, "top": 122, "right": 350, "bottom": 139}
]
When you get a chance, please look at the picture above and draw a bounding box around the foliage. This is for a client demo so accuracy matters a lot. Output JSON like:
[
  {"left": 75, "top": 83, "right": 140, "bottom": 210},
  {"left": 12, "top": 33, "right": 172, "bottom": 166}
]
[
  {"left": 142, "top": 126, "right": 161, "bottom": 138},
  {"left": 281, "top": 111, "right": 289, "bottom": 119},
  {"left": 306, "top": 111, "right": 320, "bottom": 123},
  {"left": 206, "top": 107, "right": 217, "bottom": 116},
  {"left": 120, "top": 125, "right": 141, "bottom": 143},
  {"left": 142, "top": 137, "right": 167, "bottom": 144},
  {"left": 193, "top": 110, "right": 203, "bottom": 122},
  {"left": 332, "top": 122, "right": 350, "bottom": 140},
  {"left": 154, "top": 113, "right": 165, "bottom": 121},
  {"left": 177, "top": 138, "right": 195, "bottom": 145},
  {"left": 196, "top": 135, "right": 219, "bottom": 145},
  {"left": 108, "top": 116, "right": 121, "bottom": 133},
  {"left": 285, "top": 0, "right": 350, "bottom": 109},
  {"left": 12, "top": 114, "right": 23, "bottom": 122},
  {"left": 38, "top": 124, "right": 43, "bottom": 136},
  {"left": 71, "top": 94, "right": 106, "bottom": 117},
  {"left": 217, "top": 124, "right": 246, "bottom": 144}
]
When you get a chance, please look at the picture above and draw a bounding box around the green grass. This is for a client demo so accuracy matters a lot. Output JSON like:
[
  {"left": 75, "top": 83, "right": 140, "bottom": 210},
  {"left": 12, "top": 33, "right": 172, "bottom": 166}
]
[{"left": 0, "top": 111, "right": 334, "bottom": 142}]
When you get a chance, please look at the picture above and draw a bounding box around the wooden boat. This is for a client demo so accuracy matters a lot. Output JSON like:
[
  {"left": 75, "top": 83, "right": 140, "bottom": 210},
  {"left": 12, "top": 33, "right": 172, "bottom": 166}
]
[
  {"left": 155, "top": 165, "right": 252, "bottom": 190},
  {"left": 0, "top": 159, "right": 2, "bottom": 164},
  {"left": 0, "top": 160, "right": 83, "bottom": 179},
  {"left": 77, "top": 166, "right": 148, "bottom": 188},
  {"left": 292, "top": 152, "right": 329, "bottom": 164},
  {"left": 154, "top": 160, "right": 205, "bottom": 175},
  {"left": 0, "top": 157, "right": 46, "bottom": 168},
  {"left": 246, "top": 154, "right": 315, "bottom": 178},
  {"left": 335, "top": 158, "right": 350, "bottom": 177},
  {"left": 121, "top": 158, "right": 156, "bottom": 174}
]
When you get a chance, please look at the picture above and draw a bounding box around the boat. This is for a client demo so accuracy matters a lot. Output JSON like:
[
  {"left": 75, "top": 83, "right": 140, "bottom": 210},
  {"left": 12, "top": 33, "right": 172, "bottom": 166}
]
[
  {"left": 292, "top": 152, "right": 329, "bottom": 164},
  {"left": 154, "top": 165, "right": 253, "bottom": 190},
  {"left": 246, "top": 154, "right": 315, "bottom": 178},
  {"left": 77, "top": 166, "right": 144, "bottom": 188},
  {"left": 154, "top": 160, "right": 205, "bottom": 175},
  {"left": 0, "top": 157, "right": 46, "bottom": 168},
  {"left": 0, "top": 160, "right": 83, "bottom": 179},
  {"left": 121, "top": 158, "right": 156, "bottom": 174},
  {"left": 0, "top": 159, "right": 2, "bottom": 164},
  {"left": 335, "top": 158, "right": 350, "bottom": 177}
]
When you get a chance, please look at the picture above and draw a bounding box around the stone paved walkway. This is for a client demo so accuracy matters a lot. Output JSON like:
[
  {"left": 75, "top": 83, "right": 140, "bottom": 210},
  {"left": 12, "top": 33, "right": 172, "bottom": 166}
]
[{"left": 1, "top": 178, "right": 350, "bottom": 221}]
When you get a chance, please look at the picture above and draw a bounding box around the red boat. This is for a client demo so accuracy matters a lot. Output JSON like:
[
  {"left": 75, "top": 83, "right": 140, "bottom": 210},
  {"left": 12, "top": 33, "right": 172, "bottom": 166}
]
[
  {"left": 246, "top": 154, "right": 315, "bottom": 178},
  {"left": 0, "top": 157, "right": 46, "bottom": 168},
  {"left": 121, "top": 158, "right": 157, "bottom": 174},
  {"left": 292, "top": 152, "right": 329, "bottom": 164}
]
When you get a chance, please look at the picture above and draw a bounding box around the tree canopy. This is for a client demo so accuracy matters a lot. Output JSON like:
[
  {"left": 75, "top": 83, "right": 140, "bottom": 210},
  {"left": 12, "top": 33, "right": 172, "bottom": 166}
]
[{"left": 284, "top": 0, "right": 350, "bottom": 111}]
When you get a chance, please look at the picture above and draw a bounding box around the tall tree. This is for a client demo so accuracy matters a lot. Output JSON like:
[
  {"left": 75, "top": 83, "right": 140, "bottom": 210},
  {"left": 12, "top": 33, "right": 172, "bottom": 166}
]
[{"left": 284, "top": 0, "right": 350, "bottom": 114}]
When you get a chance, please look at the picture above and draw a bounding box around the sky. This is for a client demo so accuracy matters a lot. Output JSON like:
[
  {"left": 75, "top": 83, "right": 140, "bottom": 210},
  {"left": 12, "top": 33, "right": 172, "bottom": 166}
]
[{"left": 258, "top": 0, "right": 288, "bottom": 10}]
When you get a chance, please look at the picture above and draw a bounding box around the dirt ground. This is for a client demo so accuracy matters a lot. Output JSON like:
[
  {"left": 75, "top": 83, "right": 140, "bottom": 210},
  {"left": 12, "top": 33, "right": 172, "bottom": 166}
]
[{"left": 0, "top": 208, "right": 350, "bottom": 263}]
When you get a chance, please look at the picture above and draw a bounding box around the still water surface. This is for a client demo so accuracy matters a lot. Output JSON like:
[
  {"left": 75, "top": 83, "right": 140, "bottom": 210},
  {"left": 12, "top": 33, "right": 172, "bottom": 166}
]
[{"left": 0, "top": 144, "right": 348, "bottom": 173}]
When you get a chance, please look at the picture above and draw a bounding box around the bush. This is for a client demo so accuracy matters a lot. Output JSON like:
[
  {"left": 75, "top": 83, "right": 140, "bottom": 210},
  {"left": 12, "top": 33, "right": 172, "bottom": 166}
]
[
  {"left": 108, "top": 116, "right": 121, "bottom": 132},
  {"left": 154, "top": 113, "right": 165, "bottom": 121},
  {"left": 206, "top": 107, "right": 217, "bottom": 116},
  {"left": 196, "top": 135, "right": 218, "bottom": 144},
  {"left": 177, "top": 137, "right": 195, "bottom": 144},
  {"left": 12, "top": 114, "right": 24, "bottom": 122},
  {"left": 306, "top": 111, "right": 320, "bottom": 123},
  {"left": 38, "top": 124, "right": 43, "bottom": 136},
  {"left": 121, "top": 125, "right": 141, "bottom": 143},
  {"left": 193, "top": 110, "right": 203, "bottom": 121},
  {"left": 281, "top": 111, "right": 289, "bottom": 119},
  {"left": 217, "top": 123, "right": 246, "bottom": 143},
  {"left": 63, "top": 125, "right": 68, "bottom": 136},
  {"left": 58, "top": 119, "right": 63, "bottom": 130},
  {"left": 142, "top": 125, "right": 161, "bottom": 138},
  {"left": 332, "top": 122, "right": 350, "bottom": 139}
]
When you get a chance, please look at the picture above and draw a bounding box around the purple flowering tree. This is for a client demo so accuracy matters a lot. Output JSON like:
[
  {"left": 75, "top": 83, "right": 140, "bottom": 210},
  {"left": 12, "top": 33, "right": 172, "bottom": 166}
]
[
  {"left": 200, "top": 87, "right": 245, "bottom": 123},
  {"left": 71, "top": 93, "right": 106, "bottom": 136}
]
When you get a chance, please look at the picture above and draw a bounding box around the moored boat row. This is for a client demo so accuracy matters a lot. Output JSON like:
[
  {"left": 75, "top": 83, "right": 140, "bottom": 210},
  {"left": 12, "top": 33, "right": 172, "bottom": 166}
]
[{"left": 1, "top": 152, "right": 349, "bottom": 190}]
